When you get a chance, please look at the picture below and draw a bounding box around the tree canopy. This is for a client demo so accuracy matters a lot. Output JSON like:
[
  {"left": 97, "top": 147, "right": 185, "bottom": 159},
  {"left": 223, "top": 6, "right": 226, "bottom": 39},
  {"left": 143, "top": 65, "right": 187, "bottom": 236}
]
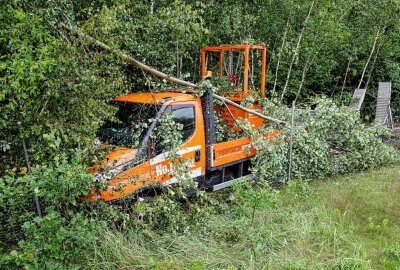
[{"left": 1, "top": 0, "right": 399, "bottom": 171}]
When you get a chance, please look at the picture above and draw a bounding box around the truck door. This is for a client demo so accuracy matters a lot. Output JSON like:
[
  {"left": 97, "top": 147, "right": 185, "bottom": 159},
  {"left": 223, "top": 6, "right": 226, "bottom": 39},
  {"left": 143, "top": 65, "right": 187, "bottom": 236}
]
[{"left": 150, "top": 100, "right": 206, "bottom": 186}]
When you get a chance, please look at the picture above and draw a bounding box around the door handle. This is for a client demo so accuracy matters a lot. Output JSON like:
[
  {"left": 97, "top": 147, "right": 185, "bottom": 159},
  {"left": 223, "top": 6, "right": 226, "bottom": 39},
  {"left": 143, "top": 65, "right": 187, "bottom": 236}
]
[{"left": 195, "top": 149, "right": 201, "bottom": 162}]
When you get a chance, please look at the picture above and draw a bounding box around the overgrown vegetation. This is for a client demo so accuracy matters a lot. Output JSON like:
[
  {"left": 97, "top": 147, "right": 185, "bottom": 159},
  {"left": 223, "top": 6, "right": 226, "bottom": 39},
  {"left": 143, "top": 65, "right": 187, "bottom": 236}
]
[
  {"left": 4, "top": 164, "right": 399, "bottom": 269},
  {"left": 1, "top": 95, "right": 398, "bottom": 269},
  {"left": 2, "top": 0, "right": 400, "bottom": 171},
  {"left": 1, "top": 1, "right": 400, "bottom": 269},
  {"left": 249, "top": 97, "right": 398, "bottom": 182}
]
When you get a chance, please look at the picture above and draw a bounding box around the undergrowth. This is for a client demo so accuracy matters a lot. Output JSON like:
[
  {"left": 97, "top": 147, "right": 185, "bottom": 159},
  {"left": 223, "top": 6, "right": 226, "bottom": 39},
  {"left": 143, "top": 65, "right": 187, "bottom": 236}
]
[
  {"left": 84, "top": 164, "right": 400, "bottom": 270},
  {"left": 1, "top": 96, "right": 399, "bottom": 269}
]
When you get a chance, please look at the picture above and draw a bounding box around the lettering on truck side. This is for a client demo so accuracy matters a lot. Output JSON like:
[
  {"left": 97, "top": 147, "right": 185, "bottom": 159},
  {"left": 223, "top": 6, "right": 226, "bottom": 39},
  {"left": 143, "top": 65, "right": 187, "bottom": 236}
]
[
  {"left": 155, "top": 159, "right": 195, "bottom": 177},
  {"left": 217, "top": 144, "right": 250, "bottom": 157}
]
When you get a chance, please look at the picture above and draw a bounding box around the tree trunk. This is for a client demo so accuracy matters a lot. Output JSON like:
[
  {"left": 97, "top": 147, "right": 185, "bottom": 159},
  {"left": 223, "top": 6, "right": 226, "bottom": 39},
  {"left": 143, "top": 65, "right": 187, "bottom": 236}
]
[
  {"left": 176, "top": 43, "right": 180, "bottom": 77},
  {"left": 150, "top": 0, "right": 155, "bottom": 14},
  {"left": 365, "top": 44, "right": 382, "bottom": 89},
  {"left": 295, "top": 51, "right": 318, "bottom": 101},
  {"left": 61, "top": 24, "right": 287, "bottom": 125},
  {"left": 357, "top": 28, "right": 381, "bottom": 89},
  {"left": 365, "top": 29, "right": 385, "bottom": 89},
  {"left": 339, "top": 57, "right": 352, "bottom": 99},
  {"left": 280, "top": 0, "right": 315, "bottom": 101},
  {"left": 331, "top": 62, "right": 346, "bottom": 97},
  {"left": 271, "top": 18, "right": 290, "bottom": 98}
]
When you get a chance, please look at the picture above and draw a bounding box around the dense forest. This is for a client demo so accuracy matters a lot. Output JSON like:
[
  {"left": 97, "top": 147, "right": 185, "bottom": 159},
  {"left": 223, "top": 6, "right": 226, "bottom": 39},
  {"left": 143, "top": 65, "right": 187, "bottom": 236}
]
[
  {"left": 1, "top": 1, "right": 400, "bottom": 269},
  {"left": 1, "top": 0, "right": 400, "bottom": 170}
]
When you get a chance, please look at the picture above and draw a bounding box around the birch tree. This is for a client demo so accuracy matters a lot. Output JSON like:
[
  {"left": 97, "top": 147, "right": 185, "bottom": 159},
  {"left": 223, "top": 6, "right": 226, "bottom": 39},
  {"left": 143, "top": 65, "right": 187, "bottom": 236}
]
[{"left": 280, "top": 0, "right": 316, "bottom": 101}]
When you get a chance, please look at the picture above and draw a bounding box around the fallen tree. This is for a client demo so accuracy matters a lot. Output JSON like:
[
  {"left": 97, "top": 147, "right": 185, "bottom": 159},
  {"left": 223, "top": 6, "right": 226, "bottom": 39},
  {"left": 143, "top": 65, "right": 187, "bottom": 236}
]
[{"left": 60, "top": 24, "right": 287, "bottom": 126}]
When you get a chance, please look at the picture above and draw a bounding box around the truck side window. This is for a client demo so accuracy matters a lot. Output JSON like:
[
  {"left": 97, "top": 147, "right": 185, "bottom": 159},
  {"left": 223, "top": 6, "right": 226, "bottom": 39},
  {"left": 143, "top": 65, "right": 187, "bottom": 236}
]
[
  {"left": 154, "top": 105, "right": 195, "bottom": 156},
  {"left": 171, "top": 106, "right": 195, "bottom": 143}
]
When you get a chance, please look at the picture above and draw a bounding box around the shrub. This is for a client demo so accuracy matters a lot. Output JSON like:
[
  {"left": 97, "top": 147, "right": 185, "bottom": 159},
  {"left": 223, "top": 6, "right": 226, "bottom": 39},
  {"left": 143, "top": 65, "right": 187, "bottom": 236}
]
[
  {"left": 0, "top": 7, "right": 126, "bottom": 173},
  {"left": 147, "top": 189, "right": 217, "bottom": 235},
  {"left": 1, "top": 209, "right": 103, "bottom": 270},
  {"left": 233, "top": 180, "right": 279, "bottom": 225},
  {"left": 251, "top": 97, "right": 398, "bottom": 182},
  {"left": 287, "top": 178, "right": 311, "bottom": 198},
  {"left": 0, "top": 145, "right": 102, "bottom": 269}
]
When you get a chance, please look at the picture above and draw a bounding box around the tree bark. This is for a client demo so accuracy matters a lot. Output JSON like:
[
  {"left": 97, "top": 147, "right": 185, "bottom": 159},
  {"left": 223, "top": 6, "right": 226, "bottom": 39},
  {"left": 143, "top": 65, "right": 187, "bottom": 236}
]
[
  {"left": 280, "top": 0, "right": 315, "bottom": 101},
  {"left": 357, "top": 28, "right": 381, "bottom": 89},
  {"left": 61, "top": 24, "right": 197, "bottom": 88},
  {"left": 365, "top": 36, "right": 384, "bottom": 89},
  {"left": 217, "top": 95, "right": 287, "bottom": 124},
  {"left": 271, "top": 17, "right": 290, "bottom": 98},
  {"left": 150, "top": 0, "right": 155, "bottom": 14},
  {"left": 295, "top": 51, "right": 318, "bottom": 101},
  {"left": 176, "top": 43, "right": 180, "bottom": 77},
  {"left": 339, "top": 57, "right": 352, "bottom": 99}
]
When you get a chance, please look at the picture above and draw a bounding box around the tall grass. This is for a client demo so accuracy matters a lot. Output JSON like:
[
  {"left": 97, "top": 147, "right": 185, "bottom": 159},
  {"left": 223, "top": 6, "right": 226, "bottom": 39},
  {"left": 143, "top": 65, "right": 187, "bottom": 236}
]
[{"left": 84, "top": 164, "right": 400, "bottom": 270}]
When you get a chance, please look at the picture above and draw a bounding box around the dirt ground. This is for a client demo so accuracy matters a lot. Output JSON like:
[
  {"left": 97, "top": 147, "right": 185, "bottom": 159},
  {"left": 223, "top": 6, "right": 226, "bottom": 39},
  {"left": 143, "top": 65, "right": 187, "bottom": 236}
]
[{"left": 384, "top": 124, "right": 400, "bottom": 149}]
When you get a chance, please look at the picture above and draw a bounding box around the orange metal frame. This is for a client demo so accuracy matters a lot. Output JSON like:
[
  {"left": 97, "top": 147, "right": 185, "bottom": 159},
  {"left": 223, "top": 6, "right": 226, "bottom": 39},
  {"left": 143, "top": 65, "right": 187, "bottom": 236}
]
[{"left": 201, "top": 44, "right": 267, "bottom": 97}]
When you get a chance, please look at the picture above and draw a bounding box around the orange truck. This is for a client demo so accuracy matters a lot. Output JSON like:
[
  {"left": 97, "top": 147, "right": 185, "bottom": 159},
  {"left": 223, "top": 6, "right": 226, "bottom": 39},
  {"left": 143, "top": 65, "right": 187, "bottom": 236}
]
[{"left": 88, "top": 44, "right": 278, "bottom": 202}]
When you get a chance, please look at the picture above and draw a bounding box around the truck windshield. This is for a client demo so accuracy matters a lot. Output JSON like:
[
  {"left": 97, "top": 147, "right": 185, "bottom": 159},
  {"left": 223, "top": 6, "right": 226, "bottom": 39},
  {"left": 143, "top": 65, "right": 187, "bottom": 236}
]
[{"left": 98, "top": 102, "right": 160, "bottom": 148}]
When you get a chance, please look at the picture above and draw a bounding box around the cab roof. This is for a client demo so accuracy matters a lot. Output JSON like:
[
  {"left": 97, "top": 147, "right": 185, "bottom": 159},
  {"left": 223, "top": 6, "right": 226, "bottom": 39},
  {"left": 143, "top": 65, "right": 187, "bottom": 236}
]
[{"left": 113, "top": 91, "right": 197, "bottom": 104}]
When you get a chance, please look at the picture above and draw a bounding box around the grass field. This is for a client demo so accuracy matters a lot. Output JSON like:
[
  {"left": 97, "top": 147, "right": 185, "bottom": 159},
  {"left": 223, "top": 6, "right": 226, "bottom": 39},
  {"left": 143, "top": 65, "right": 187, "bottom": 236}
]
[{"left": 86, "top": 164, "right": 400, "bottom": 270}]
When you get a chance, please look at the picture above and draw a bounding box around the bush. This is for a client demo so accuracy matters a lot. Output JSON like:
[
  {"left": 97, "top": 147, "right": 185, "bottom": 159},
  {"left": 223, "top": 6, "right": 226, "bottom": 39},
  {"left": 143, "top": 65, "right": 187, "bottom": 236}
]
[
  {"left": 1, "top": 209, "right": 103, "bottom": 270},
  {"left": 147, "top": 189, "right": 217, "bottom": 235},
  {"left": 0, "top": 146, "right": 103, "bottom": 270},
  {"left": 233, "top": 180, "right": 279, "bottom": 226},
  {"left": 286, "top": 178, "right": 311, "bottom": 198},
  {"left": 251, "top": 97, "right": 398, "bottom": 182},
  {"left": 0, "top": 149, "right": 94, "bottom": 242},
  {"left": 0, "top": 7, "right": 126, "bottom": 173}
]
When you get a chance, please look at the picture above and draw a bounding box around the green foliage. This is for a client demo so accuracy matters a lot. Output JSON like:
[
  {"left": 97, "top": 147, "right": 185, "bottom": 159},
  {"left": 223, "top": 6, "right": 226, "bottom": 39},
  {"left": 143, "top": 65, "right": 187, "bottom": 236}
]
[
  {"left": 0, "top": 149, "right": 93, "bottom": 244},
  {"left": 2, "top": 0, "right": 399, "bottom": 173},
  {"left": 287, "top": 178, "right": 311, "bottom": 198},
  {"left": 114, "top": 108, "right": 212, "bottom": 234},
  {"left": 146, "top": 191, "right": 212, "bottom": 234},
  {"left": 81, "top": 165, "right": 400, "bottom": 270},
  {"left": 2, "top": 209, "right": 103, "bottom": 270},
  {"left": 214, "top": 110, "right": 241, "bottom": 143},
  {"left": 233, "top": 180, "right": 278, "bottom": 217},
  {"left": 1, "top": 1, "right": 400, "bottom": 269},
  {"left": 251, "top": 97, "right": 398, "bottom": 182},
  {"left": 0, "top": 173, "right": 36, "bottom": 245},
  {"left": 0, "top": 7, "right": 126, "bottom": 172},
  {"left": 382, "top": 244, "right": 400, "bottom": 262},
  {"left": 153, "top": 112, "right": 184, "bottom": 154}
]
